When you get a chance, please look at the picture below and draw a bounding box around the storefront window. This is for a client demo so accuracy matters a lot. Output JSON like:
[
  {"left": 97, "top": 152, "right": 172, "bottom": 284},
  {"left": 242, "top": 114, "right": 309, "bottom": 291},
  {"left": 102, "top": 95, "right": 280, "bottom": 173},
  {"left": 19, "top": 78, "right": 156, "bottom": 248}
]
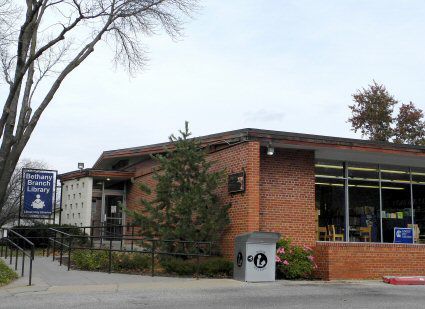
[
  {"left": 379, "top": 166, "right": 411, "bottom": 243},
  {"left": 412, "top": 169, "right": 425, "bottom": 243},
  {"left": 314, "top": 161, "right": 425, "bottom": 244},
  {"left": 315, "top": 161, "right": 345, "bottom": 241},
  {"left": 348, "top": 164, "right": 380, "bottom": 242}
]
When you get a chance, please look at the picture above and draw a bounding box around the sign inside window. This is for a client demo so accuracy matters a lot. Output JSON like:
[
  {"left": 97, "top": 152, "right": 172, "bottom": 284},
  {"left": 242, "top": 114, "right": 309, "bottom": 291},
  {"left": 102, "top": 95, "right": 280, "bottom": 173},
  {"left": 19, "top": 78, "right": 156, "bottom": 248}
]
[{"left": 394, "top": 227, "right": 413, "bottom": 244}]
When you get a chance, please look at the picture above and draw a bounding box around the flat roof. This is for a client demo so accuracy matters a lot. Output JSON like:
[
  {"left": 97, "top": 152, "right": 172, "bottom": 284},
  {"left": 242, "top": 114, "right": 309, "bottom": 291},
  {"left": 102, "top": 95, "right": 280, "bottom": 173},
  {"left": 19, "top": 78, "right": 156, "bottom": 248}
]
[{"left": 92, "top": 128, "right": 425, "bottom": 169}]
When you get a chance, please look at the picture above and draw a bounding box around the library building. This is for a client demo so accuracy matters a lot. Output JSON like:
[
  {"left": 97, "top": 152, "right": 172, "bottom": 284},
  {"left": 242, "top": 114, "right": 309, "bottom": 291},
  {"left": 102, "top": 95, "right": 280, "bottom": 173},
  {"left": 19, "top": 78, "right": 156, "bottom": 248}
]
[{"left": 59, "top": 128, "right": 425, "bottom": 280}]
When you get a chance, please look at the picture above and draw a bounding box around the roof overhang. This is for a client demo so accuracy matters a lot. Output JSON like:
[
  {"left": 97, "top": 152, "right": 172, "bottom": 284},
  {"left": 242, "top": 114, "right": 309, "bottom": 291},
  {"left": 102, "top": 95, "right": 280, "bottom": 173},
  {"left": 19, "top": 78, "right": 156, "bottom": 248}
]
[
  {"left": 58, "top": 169, "right": 135, "bottom": 182},
  {"left": 92, "top": 128, "right": 425, "bottom": 170}
]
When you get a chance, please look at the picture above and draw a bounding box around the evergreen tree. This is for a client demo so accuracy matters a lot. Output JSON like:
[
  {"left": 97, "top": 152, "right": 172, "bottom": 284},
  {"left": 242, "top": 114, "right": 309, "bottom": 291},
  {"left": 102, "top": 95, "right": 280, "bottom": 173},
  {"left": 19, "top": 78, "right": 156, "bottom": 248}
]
[{"left": 128, "top": 122, "right": 230, "bottom": 253}]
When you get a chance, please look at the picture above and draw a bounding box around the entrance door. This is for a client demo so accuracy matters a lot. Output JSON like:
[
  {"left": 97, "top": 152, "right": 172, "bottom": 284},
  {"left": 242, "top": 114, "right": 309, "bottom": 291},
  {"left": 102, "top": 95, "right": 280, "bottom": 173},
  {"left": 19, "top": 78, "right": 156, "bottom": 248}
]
[{"left": 104, "top": 195, "right": 124, "bottom": 238}]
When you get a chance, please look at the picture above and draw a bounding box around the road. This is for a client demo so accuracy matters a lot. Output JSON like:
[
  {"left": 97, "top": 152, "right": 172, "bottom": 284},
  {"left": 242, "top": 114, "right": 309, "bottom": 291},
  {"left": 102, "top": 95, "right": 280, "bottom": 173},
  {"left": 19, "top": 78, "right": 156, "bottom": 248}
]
[{"left": 1, "top": 257, "right": 425, "bottom": 308}]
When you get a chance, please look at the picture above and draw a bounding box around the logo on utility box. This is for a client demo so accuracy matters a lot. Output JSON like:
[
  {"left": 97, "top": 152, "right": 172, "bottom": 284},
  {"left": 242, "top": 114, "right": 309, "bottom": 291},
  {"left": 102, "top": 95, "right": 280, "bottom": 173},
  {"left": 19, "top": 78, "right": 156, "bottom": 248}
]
[{"left": 247, "top": 251, "right": 268, "bottom": 271}]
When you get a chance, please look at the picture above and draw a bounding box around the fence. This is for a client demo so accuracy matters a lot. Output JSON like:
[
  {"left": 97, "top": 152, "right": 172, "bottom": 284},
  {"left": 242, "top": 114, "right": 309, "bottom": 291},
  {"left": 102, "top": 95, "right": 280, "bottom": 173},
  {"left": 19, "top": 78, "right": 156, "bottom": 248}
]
[
  {"left": 47, "top": 227, "right": 213, "bottom": 278},
  {"left": 1, "top": 224, "right": 214, "bottom": 282},
  {"left": 0, "top": 228, "right": 35, "bottom": 285}
]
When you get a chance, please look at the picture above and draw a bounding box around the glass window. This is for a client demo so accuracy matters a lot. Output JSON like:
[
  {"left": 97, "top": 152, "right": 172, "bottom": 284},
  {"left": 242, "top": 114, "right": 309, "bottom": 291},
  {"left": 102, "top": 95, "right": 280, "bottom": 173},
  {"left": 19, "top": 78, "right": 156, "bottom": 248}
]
[
  {"left": 348, "top": 163, "right": 379, "bottom": 181},
  {"left": 313, "top": 159, "right": 425, "bottom": 244},
  {"left": 316, "top": 178, "right": 345, "bottom": 240},
  {"left": 381, "top": 165, "right": 410, "bottom": 183},
  {"left": 381, "top": 182, "right": 412, "bottom": 243},
  {"left": 315, "top": 161, "right": 344, "bottom": 179},
  {"left": 348, "top": 179, "right": 381, "bottom": 242},
  {"left": 315, "top": 160, "right": 345, "bottom": 241},
  {"left": 412, "top": 169, "right": 425, "bottom": 243}
]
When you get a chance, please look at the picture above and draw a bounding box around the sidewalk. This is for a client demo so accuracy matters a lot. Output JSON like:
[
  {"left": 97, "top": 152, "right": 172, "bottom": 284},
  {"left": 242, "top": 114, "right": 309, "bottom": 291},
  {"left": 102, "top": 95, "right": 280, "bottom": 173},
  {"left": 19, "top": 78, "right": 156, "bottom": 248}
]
[{"left": 0, "top": 256, "right": 243, "bottom": 295}]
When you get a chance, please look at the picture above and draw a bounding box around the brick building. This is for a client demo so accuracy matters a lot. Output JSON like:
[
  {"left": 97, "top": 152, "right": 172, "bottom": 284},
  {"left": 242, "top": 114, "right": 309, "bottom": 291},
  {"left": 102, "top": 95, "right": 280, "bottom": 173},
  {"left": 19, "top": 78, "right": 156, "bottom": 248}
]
[{"left": 59, "top": 128, "right": 425, "bottom": 280}]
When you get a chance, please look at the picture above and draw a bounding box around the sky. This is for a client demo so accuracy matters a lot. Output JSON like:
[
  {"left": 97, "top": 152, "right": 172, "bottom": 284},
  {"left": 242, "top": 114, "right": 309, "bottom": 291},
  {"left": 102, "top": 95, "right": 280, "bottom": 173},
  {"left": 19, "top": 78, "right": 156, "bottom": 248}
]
[{"left": 4, "top": 0, "right": 425, "bottom": 173}]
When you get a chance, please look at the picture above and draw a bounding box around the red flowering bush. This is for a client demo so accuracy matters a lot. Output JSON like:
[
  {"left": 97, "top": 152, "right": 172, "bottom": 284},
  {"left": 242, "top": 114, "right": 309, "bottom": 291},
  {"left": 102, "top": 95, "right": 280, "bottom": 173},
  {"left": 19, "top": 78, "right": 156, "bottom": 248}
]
[{"left": 275, "top": 238, "right": 317, "bottom": 279}]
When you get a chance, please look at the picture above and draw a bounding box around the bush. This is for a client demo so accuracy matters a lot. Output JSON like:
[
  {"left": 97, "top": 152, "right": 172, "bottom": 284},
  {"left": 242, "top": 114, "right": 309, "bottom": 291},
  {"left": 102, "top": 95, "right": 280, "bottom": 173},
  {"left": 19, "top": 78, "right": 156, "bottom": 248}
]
[
  {"left": 112, "top": 253, "right": 150, "bottom": 271},
  {"left": 0, "top": 259, "right": 18, "bottom": 286},
  {"left": 275, "top": 238, "right": 317, "bottom": 280},
  {"left": 160, "top": 256, "right": 233, "bottom": 277},
  {"left": 11, "top": 223, "right": 88, "bottom": 248},
  {"left": 71, "top": 249, "right": 109, "bottom": 271},
  {"left": 71, "top": 249, "right": 151, "bottom": 272}
]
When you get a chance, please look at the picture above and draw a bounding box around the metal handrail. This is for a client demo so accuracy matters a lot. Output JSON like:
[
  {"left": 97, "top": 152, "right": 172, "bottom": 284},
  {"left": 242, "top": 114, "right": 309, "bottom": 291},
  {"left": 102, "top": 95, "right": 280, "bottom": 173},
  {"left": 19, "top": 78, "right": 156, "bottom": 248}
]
[
  {"left": 46, "top": 231, "right": 213, "bottom": 278},
  {"left": 0, "top": 228, "right": 35, "bottom": 285}
]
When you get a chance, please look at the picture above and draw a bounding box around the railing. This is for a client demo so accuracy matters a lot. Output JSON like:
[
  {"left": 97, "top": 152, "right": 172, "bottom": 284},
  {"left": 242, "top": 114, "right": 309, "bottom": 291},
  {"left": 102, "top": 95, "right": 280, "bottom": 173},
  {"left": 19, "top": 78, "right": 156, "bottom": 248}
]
[
  {"left": 47, "top": 227, "right": 213, "bottom": 278},
  {"left": 0, "top": 228, "right": 35, "bottom": 286},
  {"left": 48, "top": 228, "right": 73, "bottom": 271},
  {"left": 2, "top": 224, "right": 214, "bottom": 280}
]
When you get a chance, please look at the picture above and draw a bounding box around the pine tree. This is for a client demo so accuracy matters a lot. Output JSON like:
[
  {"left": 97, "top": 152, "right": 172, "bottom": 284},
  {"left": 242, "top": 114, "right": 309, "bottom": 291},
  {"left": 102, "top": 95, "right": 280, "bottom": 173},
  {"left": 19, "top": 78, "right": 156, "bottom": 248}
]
[{"left": 129, "top": 122, "right": 230, "bottom": 253}]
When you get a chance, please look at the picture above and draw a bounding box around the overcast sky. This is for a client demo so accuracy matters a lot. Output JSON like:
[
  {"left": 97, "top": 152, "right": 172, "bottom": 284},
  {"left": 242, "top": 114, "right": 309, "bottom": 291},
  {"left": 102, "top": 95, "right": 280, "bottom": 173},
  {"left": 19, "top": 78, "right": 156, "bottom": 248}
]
[{"left": 9, "top": 0, "right": 425, "bottom": 173}]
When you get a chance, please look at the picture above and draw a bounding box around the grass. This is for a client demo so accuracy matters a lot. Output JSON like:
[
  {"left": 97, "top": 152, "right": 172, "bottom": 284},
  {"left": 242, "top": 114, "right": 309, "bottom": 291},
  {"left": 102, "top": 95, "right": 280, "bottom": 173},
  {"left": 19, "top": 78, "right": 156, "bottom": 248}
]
[{"left": 0, "top": 259, "right": 18, "bottom": 286}]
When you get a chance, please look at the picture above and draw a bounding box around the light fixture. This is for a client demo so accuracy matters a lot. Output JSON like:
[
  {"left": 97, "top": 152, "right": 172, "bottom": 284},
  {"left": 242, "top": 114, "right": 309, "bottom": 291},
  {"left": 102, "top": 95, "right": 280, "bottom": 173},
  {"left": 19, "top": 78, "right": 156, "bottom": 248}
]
[
  {"left": 106, "top": 178, "right": 111, "bottom": 181},
  {"left": 267, "top": 143, "right": 274, "bottom": 156},
  {"left": 78, "top": 162, "right": 84, "bottom": 170}
]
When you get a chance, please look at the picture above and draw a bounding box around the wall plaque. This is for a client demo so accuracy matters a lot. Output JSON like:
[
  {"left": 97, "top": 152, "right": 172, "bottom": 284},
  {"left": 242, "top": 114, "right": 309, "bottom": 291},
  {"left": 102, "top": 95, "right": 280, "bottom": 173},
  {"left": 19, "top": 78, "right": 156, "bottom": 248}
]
[{"left": 228, "top": 171, "right": 245, "bottom": 193}]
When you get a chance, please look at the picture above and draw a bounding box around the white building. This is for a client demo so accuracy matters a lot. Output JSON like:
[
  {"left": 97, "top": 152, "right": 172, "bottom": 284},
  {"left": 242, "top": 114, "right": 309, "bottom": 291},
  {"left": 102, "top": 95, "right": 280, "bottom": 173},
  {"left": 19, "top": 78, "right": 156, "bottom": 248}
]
[{"left": 59, "top": 169, "right": 133, "bottom": 235}]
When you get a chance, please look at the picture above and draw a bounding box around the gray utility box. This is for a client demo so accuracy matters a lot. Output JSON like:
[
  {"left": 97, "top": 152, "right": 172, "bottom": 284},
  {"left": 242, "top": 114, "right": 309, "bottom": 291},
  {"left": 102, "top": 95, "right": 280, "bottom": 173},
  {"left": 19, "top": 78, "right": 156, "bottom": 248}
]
[{"left": 234, "top": 232, "right": 280, "bottom": 282}]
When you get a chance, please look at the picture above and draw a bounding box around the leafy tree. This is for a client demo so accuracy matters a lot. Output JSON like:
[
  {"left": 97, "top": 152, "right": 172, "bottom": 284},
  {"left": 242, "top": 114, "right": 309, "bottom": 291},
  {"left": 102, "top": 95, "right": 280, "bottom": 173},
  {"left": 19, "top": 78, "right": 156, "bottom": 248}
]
[
  {"left": 0, "top": 0, "right": 198, "bottom": 224},
  {"left": 128, "top": 122, "right": 230, "bottom": 253},
  {"left": 348, "top": 81, "right": 425, "bottom": 145},
  {"left": 349, "top": 81, "right": 397, "bottom": 142},
  {"left": 394, "top": 102, "right": 425, "bottom": 145}
]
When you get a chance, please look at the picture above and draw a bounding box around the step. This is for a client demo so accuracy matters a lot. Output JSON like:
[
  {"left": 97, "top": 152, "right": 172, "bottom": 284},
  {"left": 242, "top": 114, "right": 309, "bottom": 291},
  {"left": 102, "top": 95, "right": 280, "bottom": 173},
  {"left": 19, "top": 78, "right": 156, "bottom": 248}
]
[{"left": 383, "top": 276, "right": 425, "bottom": 285}]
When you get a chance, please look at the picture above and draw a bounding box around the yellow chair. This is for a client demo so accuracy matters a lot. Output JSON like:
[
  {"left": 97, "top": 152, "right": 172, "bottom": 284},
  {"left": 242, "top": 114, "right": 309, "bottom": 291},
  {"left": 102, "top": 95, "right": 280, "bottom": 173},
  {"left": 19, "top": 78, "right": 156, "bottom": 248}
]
[
  {"left": 408, "top": 224, "right": 420, "bottom": 243},
  {"left": 327, "top": 225, "right": 344, "bottom": 241},
  {"left": 318, "top": 226, "right": 327, "bottom": 241},
  {"left": 358, "top": 226, "right": 372, "bottom": 242}
]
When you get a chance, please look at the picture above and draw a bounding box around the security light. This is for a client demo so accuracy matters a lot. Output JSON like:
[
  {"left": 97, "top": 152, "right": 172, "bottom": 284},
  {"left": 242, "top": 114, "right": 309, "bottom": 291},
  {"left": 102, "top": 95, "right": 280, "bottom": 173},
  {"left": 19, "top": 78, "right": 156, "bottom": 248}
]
[{"left": 267, "top": 143, "right": 274, "bottom": 156}]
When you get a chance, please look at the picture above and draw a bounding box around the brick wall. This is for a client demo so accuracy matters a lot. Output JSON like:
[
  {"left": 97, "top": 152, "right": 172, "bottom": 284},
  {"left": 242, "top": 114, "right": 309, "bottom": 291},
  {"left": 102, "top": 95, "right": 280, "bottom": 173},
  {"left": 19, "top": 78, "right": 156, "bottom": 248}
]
[
  {"left": 259, "top": 149, "right": 316, "bottom": 247},
  {"left": 315, "top": 241, "right": 425, "bottom": 280},
  {"left": 125, "top": 141, "right": 261, "bottom": 258}
]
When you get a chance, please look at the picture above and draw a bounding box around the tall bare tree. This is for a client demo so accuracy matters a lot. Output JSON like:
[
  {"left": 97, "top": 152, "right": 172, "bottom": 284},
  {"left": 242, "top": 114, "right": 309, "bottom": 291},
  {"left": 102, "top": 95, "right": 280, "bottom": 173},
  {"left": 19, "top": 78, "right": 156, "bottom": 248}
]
[{"left": 0, "top": 0, "right": 198, "bottom": 212}]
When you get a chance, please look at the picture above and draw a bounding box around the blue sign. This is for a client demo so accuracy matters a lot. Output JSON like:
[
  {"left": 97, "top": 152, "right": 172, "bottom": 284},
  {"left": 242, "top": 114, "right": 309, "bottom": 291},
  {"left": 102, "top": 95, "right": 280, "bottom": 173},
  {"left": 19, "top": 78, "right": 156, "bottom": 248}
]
[
  {"left": 394, "top": 227, "right": 414, "bottom": 244},
  {"left": 22, "top": 170, "right": 56, "bottom": 217}
]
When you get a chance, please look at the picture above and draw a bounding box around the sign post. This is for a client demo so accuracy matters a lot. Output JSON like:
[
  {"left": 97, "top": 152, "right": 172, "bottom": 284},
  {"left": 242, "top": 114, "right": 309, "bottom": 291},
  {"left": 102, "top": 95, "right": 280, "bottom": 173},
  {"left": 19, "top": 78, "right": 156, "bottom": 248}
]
[{"left": 19, "top": 169, "right": 58, "bottom": 225}]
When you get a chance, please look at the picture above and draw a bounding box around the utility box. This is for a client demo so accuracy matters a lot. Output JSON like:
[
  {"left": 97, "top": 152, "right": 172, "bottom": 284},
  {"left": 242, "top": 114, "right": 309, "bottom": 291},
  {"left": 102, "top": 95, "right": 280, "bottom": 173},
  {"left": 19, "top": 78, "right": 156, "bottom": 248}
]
[{"left": 233, "top": 231, "right": 280, "bottom": 282}]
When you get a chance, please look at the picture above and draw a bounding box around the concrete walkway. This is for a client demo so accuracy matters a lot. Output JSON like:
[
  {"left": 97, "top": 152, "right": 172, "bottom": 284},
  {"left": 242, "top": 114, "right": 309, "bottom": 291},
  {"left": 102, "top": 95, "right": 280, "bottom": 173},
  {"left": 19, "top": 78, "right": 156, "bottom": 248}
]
[{"left": 0, "top": 256, "right": 243, "bottom": 295}]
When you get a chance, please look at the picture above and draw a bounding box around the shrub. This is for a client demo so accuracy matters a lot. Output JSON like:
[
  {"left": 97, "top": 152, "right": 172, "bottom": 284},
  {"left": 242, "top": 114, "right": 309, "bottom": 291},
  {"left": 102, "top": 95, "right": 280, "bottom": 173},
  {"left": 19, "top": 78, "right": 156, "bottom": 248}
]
[
  {"left": 71, "top": 249, "right": 109, "bottom": 271},
  {"left": 275, "top": 238, "right": 317, "bottom": 280},
  {"left": 0, "top": 259, "right": 18, "bottom": 286},
  {"left": 11, "top": 223, "right": 88, "bottom": 248},
  {"left": 160, "top": 256, "right": 233, "bottom": 277},
  {"left": 71, "top": 250, "right": 151, "bottom": 272},
  {"left": 199, "top": 257, "right": 233, "bottom": 277},
  {"left": 112, "top": 253, "right": 150, "bottom": 271}
]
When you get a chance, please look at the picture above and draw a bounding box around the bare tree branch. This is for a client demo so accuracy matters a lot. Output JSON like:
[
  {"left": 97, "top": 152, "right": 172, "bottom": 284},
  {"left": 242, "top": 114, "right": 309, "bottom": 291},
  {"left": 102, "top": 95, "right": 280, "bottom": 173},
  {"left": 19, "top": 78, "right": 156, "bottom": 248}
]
[{"left": 0, "top": 0, "right": 199, "bottom": 213}]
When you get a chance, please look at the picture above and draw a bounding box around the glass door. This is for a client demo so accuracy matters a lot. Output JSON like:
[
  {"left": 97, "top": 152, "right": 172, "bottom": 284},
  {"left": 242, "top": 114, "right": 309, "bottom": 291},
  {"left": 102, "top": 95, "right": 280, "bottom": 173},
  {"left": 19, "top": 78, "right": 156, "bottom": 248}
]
[{"left": 104, "top": 195, "right": 123, "bottom": 238}]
